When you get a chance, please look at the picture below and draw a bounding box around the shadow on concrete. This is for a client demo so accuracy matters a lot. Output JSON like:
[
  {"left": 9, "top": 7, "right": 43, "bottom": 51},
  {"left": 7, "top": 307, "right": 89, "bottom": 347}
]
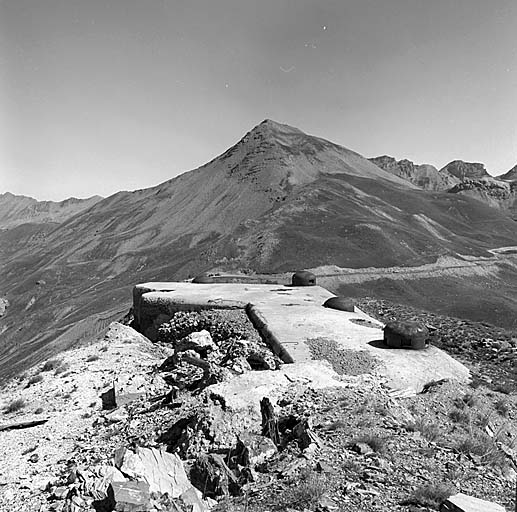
[{"left": 368, "top": 339, "right": 390, "bottom": 349}]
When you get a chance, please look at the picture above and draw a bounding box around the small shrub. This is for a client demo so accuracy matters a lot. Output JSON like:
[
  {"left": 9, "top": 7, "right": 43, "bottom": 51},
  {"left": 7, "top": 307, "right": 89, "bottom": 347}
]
[
  {"left": 323, "top": 420, "right": 347, "bottom": 431},
  {"left": 54, "top": 362, "right": 69, "bottom": 375},
  {"left": 86, "top": 354, "right": 100, "bottom": 362},
  {"left": 493, "top": 382, "right": 516, "bottom": 394},
  {"left": 27, "top": 374, "right": 43, "bottom": 386},
  {"left": 456, "top": 432, "right": 506, "bottom": 467},
  {"left": 406, "top": 418, "right": 441, "bottom": 442},
  {"left": 405, "top": 483, "right": 455, "bottom": 508},
  {"left": 495, "top": 399, "right": 509, "bottom": 418},
  {"left": 449, "top": 408, "right": 469, "bottom": 424},
  {"left": 42, "top": 358, "right": 62, "bottom": 372},
  {"left": 275, "top": 468, "right": 328, "bottom": 510},
  {"left": 462, "top": 393, "right": 477, "bottom": 407},
  {"left": 4, "top": 398, "right": 26, "bottom": 414},
  {"left": 352, "top": 433, "right": 387, "bottom": 453},
  {"left": 453, "top": 393, "right": 477, "bottom": 409},
  {"left": 34, "top": 407, "right": 44, "bottom": 414},
  {"left": 342, "top": 458, "right": 362, "bottom": 474},
  {"left": 475, "top": 412, "right": 492, "bottom": 428}
]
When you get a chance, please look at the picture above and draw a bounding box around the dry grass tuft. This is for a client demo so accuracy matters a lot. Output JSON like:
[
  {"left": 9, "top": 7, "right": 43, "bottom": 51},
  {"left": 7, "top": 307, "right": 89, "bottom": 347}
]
[
  {"left": 4, "top": 398, "right": 26, "bottom": 414},
  {"left": 494, "top": 399, "right": 509, "bottom": 418},
  {"left": 405, "top": 483, "right": 455, "bottom": 509},
  {"left": 405, "top": 417, "right": 441, "bottom": 443},
  {"left": 275, "top": 468, "right": 328, "bottom": 511},
  {"left": 42, "top": 358, "right": 62, "bottom": 372},
  {"left": 27, "top": 374, "right": 43, "bottom": 386},
  {"left": 352, "top": 433, "right": 387, "bottom": 453}
]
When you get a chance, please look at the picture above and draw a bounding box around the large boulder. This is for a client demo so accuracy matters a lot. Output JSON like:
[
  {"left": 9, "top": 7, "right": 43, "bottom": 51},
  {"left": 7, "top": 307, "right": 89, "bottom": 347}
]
[{"left": 115, "top": 446, "right": 192, "bottom": 498}]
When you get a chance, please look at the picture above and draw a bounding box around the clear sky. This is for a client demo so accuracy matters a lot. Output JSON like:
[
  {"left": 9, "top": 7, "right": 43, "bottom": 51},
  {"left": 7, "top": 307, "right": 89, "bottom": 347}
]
[{"left": 1, "top": 0, "right": 516, "bottom": 201}]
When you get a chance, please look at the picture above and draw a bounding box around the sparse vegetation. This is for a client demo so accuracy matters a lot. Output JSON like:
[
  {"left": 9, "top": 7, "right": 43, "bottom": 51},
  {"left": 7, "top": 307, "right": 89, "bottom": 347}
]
[
  {"left": 453, "top": 392, "right": 477, "bottom": 409},
  {"left": 405, "top": 483, "right": 455, "bottom": 509},
  {"left": 4, "top": 398, "right": 26, "bottom": 414},
  {"left": 405, "top": 417, "right": 441, "bottom": 442},
  {"left": 449, "top": 407, "right": 469, "bottom": 424},
  {"left": 493, "top": 382, "right": 516, "bottom": 395},
  {"left": 27, "top": 374, "right": 43, "bottom": 386},
  {"left": 455, "top": 432, "right": 505, "bottom": 468},
  {"left": 275, "top": 468, "right": 328, "bottom": 511},
  {"left": 323, "top": 419, "right": 347, "bottom": 431},
  {"left": 54, "top": 362, "right": 70, "bottom": 375},
  {"left": 42, "top": 358, "right": 62, "bottom": 372},
  {"left": 495, "top": 399, "right": 509, "bottom": 418},
  {"left": 351, "top": 433, "right": 387, "bottom": 453}
]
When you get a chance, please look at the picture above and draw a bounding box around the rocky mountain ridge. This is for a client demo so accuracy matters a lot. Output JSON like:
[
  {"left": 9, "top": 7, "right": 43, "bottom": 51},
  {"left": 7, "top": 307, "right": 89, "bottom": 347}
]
[
  {"left": 369, "top": 155, "right": 517, "bottom": 218},
  {"left": 440, "top": 160, "right": 491, "bottom": 180},
  {"left": 0, "top": 192, "right": 102, "bottom": 229},
  {"left": 368, "top": 155, "right": 459, "bottom": 191}
]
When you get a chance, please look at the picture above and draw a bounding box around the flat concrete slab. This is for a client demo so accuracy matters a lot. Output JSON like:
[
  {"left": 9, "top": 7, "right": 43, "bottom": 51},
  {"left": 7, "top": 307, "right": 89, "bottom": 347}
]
[{"left": 134, "top": 282, "right": 470, "bottom": 393}]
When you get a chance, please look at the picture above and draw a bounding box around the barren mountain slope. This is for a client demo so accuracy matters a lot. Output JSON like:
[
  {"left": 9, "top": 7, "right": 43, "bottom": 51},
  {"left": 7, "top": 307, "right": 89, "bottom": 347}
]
[{"left": 2, "top": 120, "right": 517, "bottom": 382}]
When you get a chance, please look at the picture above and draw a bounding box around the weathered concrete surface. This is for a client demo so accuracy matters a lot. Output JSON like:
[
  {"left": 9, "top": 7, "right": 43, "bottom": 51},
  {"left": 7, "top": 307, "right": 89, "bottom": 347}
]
[
  {"left": 134, "top": 282, "right": 470, "bottom": 393},
  {"left": 441, "top": 492, "right": 506, "bottom": 512}
]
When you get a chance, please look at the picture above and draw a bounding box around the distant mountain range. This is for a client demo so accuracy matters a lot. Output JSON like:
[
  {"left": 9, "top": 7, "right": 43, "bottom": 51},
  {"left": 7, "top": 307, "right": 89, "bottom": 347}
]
[
  {"left": 2, "top": 119, "right": 517, "bottom": 381},
  {"left": 368, "top": 155, "right": 517, "bottom": 218},
  {"left": 0, "top": 192, "right": 102, "bottom": 229}
]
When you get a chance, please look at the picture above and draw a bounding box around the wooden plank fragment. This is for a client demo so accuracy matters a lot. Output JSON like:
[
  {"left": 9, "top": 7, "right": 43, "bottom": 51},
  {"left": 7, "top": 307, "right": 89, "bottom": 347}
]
[{"left": 0, "top": 418, "right": 48, "bottom": 432}]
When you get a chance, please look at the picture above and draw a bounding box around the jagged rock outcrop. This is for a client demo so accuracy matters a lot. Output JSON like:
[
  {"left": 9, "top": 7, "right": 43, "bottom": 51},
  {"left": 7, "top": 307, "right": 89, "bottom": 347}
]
[
  {"left": 447, "top": 178, "right": 517, "bottom": 218},
  {"left": 369, "top": 155, "right": 458, "bottom": 191},
  {"left": 440, "top": 160, "right": 490, "bottom": 180}
]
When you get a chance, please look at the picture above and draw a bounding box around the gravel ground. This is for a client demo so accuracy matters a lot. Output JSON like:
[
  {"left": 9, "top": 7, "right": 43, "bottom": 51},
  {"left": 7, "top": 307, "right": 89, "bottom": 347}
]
[{"left": 306, "top": 337, "right": 381, "bottom": 376}]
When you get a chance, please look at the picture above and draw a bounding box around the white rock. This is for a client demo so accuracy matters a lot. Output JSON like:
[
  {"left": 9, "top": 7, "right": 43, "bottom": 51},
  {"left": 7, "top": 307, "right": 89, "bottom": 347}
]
[
  {"left": 115, "top": 446, "right": 192, "bottom": 498},
  {"left": 183, "top": 330, "right": 215, "bottom": 351}
]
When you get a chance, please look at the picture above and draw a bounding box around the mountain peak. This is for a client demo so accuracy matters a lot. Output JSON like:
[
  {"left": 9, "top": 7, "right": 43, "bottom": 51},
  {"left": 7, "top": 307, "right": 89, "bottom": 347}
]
[
  {"left": 249, "top": 119, "right": 305, "bottom": 137},
  {"left": 440, "top": 160, "right": 489, "bottom": 180}
]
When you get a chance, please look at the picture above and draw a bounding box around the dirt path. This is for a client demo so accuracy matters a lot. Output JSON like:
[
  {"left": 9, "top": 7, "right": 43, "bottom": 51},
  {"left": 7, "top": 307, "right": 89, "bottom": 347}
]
[{"left": 309, "top": 252, "right": 517, "bottom": 285}]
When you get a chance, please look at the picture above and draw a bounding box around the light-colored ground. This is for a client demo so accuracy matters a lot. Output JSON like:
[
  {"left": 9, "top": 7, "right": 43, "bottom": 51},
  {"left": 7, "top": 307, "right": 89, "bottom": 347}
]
[{"left": 0, "top": 323, "right": 168, "bottom": 511}]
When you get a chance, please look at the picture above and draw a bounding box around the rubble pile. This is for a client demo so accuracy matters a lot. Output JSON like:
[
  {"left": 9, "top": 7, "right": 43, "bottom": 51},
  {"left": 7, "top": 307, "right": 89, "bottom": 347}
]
[
  {"left": 156, "top": 310, "right": 282, "bottom": 388},
  {"left": 0, "top": 308, "right": 514, "bottom": 511}
]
